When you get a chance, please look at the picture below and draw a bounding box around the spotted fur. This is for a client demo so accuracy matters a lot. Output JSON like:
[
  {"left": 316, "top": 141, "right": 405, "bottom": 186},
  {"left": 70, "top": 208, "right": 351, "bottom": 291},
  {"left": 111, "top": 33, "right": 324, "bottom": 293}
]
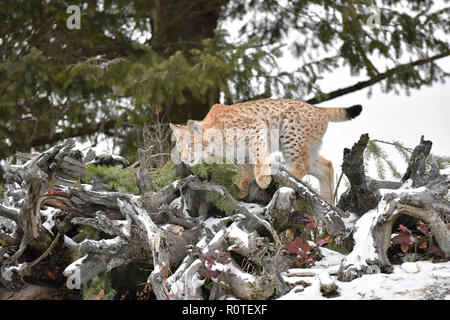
[{"left": 170, "top": 99, "right": 362, "bottom": 202}]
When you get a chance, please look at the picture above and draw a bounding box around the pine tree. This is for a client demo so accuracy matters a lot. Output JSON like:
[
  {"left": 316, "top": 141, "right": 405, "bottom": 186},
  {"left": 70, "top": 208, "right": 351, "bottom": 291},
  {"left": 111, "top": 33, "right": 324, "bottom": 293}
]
[
  {"left": 365, "top": 139, "right": 450, "bottom": 180},
  {"left": 1, "top": 0, "right": 449, "bottom": 170}
]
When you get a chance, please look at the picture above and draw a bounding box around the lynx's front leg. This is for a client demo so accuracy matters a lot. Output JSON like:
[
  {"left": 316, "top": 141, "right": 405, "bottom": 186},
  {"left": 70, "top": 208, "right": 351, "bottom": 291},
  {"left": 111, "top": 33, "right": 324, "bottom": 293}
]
[
  {"left": 235, "top": 164, "right": 254, "bottom": 198},
  {"left": 251, "top": 126, "right": 273, "bottom": 189}
]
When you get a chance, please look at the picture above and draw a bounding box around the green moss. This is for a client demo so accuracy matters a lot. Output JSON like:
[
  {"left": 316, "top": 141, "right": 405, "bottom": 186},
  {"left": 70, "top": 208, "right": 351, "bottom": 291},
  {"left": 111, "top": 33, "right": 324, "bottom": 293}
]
[
  {"left": 295, "top": 198, "right": 314, "bottom": 216},
  {"left": 83, "top": 163, "right": 139, "bottom": 194},
  {"left": 204, "top": 192, "right": 237, "bottom": 216},
  {"left": 190, "top": 159, "right": 241, "bottom": 196},
  {"left": 82, "top": 273, "right": 116, "bottom": 300},
  {"left": 190, "top": 159, "right": 241, "bottom": 215},
  {"left": 150, "top": 160, "right": 178, "bottom": 191},
  {"left": 0, "top": 185, "right": 5, "bottom": 199},
  {"left": 71, "top": 225, "right": 106, "bottom": 262},
  {"left": 72, "top": 246, "right": 87, "bottom": 262},
  {"left": 325, "top": 242, "right": 351, "bottom": 255},
  {"left": 77, "top": 225, "right": 103, "bottom": 241}
]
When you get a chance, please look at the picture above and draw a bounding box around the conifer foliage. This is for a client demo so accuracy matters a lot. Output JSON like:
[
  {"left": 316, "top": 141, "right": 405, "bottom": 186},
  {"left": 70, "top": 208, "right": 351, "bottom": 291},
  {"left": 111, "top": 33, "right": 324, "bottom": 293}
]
[{"left": 1, "top": 0, "right": 449, "bottom": 167}]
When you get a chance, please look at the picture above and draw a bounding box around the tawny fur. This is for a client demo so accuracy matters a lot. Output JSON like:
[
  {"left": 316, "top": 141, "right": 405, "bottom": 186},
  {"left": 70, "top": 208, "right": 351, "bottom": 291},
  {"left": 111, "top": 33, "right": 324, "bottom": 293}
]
[{"left": 170, "top": 99, "right": 361, "bottom": 203}]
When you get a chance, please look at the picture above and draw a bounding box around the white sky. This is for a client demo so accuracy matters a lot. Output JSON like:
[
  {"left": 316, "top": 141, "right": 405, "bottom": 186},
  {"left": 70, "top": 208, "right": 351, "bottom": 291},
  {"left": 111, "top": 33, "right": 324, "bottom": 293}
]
[
  {"left": 87, "top": 3, "right": 450, "bottom": 190},
  {"left": 310, "top": 57, "right": 450, "bottom": 179},
  {"left": 270, "top": 52, "right": 450, "bottom": 193},
  {"left": 221, "top": 3, "right": 450, "bottom": 184}
]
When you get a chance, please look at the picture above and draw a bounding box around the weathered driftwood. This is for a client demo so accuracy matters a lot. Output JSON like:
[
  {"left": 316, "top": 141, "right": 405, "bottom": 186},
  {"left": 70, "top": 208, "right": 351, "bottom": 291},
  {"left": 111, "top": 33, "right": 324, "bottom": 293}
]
[
  {"left": 284, "top": 265, "right": 339, "bottom": 277},
  {"left": 136, "top": 147, "right": 154, "bottom": 194},
  {"left": 0, "top": 140, "right": 297, "bottom": 299},
  {"left": 337, "top": 136, "right": 449, "bottom": 282},
  {"left": 337, "top": 133, "right": 382, "bottom": 215},
  {"left": 0, "top": 140, "right": 80, "bottom": 290},
  {"left": 273, "top": 169, "right": 349, "bottom": 236},
  {"left": 401, "top": 135, "right": 440, "bottom": 187},
  {"left": 1, "top": 135, "right": 447, "bottom": 298},
  {"left": 92, "top": 152, "right": 129, "bottom": 168}
]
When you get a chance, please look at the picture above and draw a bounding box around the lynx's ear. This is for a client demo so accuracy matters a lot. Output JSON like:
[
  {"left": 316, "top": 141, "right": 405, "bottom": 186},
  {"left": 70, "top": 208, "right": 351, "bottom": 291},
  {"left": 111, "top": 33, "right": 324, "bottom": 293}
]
[
  {"left": 187, "top": 120, "right": 201, "bottom": 134},
  {"left": 170, "top": 123, "right": 182, "bottom": 137}
]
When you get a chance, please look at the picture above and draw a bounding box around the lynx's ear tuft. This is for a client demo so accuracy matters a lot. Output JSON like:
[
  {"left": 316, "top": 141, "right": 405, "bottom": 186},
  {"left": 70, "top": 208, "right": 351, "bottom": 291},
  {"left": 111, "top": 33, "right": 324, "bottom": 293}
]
[{"left": 170, "top": 123, "right": 181, "bottom": 136}]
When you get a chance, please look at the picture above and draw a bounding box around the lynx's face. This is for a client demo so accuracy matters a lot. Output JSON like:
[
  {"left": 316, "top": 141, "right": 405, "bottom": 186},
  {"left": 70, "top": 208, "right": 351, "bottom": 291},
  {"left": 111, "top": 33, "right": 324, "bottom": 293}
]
[{"left": 170, "top": 122, "right": 202, "bottom": 165}]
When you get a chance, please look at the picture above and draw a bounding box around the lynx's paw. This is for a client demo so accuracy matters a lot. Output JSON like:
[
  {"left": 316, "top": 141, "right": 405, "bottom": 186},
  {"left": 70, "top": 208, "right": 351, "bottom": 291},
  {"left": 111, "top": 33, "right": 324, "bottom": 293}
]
[
  {"left": 255, "top": 162, "right": 272, "bottom": 189},
  {"left": 255, "top": 174, "right": 271, "bottom": 189}
]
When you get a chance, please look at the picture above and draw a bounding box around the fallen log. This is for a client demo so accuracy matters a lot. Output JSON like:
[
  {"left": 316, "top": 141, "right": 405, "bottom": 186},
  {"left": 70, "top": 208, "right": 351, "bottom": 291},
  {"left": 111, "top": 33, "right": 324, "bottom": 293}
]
[
  {"left": 1, "top": 135, "right": 447, "bottom": 299},
  {"left": 337, "top": 136, "right": 449, "bottom": 282}
]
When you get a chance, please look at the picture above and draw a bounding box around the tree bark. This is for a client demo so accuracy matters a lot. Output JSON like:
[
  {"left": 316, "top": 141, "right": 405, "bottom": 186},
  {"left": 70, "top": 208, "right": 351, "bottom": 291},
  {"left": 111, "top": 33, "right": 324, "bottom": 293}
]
[
  {"left": 337, "top": 133, "right": 381, "bottom": 215},
  {"left": 1, "top": 136, "right": 447, "bottom": 298},
  {"left": 337, "top": 136, "right": 449, "bottom": 282},
  {"left": 150, "top": 0, "right": 227, "bottom": 124}
]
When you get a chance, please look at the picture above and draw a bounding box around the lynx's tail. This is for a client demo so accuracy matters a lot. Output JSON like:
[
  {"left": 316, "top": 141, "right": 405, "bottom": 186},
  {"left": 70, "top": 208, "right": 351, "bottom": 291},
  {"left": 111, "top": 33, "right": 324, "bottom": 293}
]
[{"left": 322, "top": 104, "right": 362, "bottom": 122}]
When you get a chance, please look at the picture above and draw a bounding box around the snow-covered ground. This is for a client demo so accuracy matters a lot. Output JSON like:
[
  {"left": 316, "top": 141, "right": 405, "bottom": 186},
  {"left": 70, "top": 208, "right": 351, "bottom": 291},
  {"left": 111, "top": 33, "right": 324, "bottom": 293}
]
[{"left": 279, "top": 247, "right": 450, "bottom": 300}]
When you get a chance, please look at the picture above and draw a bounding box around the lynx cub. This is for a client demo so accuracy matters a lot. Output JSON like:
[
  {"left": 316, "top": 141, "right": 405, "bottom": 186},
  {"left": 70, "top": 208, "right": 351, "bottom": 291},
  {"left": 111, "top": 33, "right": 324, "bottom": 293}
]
[{"left": 170, "top": 99, "right": 362, "bottom": 203}]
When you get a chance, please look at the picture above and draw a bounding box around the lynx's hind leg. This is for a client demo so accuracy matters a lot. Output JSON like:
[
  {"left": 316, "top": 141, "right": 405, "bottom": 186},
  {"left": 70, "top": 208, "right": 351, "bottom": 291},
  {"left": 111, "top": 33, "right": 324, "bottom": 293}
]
[
  {"left": 309, "top": 154, "right": 334, "bottom": 204},
  {"left": 286, "top": 157, "right": 309, "bottom": 182},
  {"left": 282, "top": 137, "right": 310, "bottom": 182}
]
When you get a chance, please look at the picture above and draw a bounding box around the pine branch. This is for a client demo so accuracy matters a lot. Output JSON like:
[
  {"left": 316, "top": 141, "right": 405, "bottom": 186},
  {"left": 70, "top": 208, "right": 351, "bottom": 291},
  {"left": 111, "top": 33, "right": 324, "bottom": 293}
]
[
  {"left": 307, "top": 50, "right": 450, "bottom": 104},
  {"left": 372, "top": 139, "right": 450, "bottom": 171},
  {"left": 28, "top": 119, "right": 119, "bottom": 151}
]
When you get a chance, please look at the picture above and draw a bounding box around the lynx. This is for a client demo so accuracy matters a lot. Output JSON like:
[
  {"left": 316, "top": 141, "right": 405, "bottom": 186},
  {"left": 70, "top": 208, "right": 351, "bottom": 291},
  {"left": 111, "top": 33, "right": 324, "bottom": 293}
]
[{"left": 170, "top": 99, "right": 362, "bottom": 203}]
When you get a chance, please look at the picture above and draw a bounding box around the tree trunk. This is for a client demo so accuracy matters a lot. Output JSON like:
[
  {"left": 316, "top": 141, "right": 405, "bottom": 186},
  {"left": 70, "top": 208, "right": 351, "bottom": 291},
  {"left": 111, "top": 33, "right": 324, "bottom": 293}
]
[
  {"left": 150, "top": 0, "right": 227, "bottom": 123},
  {"left": 337, "top": 136, "right": 450, "bottom": 282}
]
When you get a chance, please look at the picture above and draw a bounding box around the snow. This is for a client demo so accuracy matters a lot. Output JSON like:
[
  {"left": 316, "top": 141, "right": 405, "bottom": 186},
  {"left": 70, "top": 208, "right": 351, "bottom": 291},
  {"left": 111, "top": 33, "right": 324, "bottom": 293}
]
[
  {"left": 208, "top": 259, "right": 229, "bottom": 273},
  {"left": 278, "top": 186, "right": 295, "bottom": 194},
  {"left": 3, "top": 263, "right": 27, "bottom": 281},
  {"left": 339, "top": 208, "right": 379, "bottom": 272},
  {"left": 201, "top": 230, "right": 225, "bottom": 254},
  {"left": 281, "top": 174, "right": 449, "bottom": 300},
  {"left": 227, "top": 260, "right": 256, "bottom": 284},
  {"left": 280, "top": 247, "right": 450, "bottom": 300},
  {"left": 341, "top": 212, "right": 358, "bottom": 230},
  {"left": 40, "top": 206, "right": 59, "bottom": 236},
  {"left": 226, "top": 222, "right": 249, "bottom": 250},
  {"left": 333, "top": 179, "right": 440, "bottom": 283},
  {"left": 80, "top": 183, "right": 93, "bottom": 191},
  {"left": 401, "top": 262, "right": 421, "bottom": 273},
  {"left": 202, "top": 216, "right": 228, "bottom": 233},
  {"left": 379, "top": 179, "right": 426, "bottom": 197},
  {"left": 279, "top": 178, "right": 450, "bottom": 300},
  {"left": 238, "top": 201, "right": 265, "bottom": 216},
  {"left": 64, "top": 255, "right": 87, "bottom": 276},
  {"left": 315, "top": 248, "right": 346, "bottom": 268}
]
